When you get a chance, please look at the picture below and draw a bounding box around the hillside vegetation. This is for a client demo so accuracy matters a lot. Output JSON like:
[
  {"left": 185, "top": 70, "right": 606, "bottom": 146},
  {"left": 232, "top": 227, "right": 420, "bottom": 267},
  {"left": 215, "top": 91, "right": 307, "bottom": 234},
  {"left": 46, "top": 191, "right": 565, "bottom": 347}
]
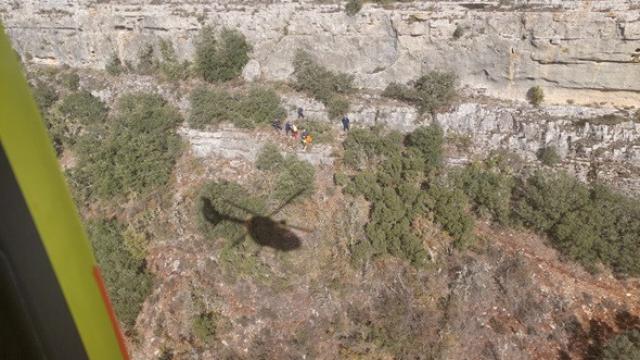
[{"left": 24, "top": 27, "right": 640, "bottom": 359}]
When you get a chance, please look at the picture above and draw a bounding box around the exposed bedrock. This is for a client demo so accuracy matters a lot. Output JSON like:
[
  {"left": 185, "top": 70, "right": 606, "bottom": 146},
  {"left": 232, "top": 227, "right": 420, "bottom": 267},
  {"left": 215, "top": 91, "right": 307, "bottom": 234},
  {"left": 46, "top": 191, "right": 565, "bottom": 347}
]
[{"left": 3, "top": 0, "right": 640, "bottom": 105}]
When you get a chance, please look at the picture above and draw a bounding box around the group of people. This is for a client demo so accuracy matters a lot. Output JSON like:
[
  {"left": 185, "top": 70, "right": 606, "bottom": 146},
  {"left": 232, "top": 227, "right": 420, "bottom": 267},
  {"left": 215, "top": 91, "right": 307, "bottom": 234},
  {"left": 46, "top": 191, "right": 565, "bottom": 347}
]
[{"left": 271, "top": 107, "right": 351, "bottom": 151}]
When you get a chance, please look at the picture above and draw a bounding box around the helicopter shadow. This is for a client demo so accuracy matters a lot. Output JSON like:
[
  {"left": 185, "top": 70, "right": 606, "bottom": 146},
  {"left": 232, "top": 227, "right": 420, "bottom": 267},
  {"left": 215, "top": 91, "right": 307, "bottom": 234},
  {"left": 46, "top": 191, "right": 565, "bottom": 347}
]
[{"left": 201, "top": 189, "right": 311, "bottom": 252}]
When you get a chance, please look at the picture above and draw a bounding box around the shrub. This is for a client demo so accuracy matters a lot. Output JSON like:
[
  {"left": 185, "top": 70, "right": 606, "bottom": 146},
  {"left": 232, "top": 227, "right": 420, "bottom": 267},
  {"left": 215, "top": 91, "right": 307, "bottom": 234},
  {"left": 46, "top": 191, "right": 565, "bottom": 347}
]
[
  {"left": 31, "top": 81, "right": 58, "bottom": 113},
  {"left": 343, "top": 139, "right": 433, "bottom": 266},
  {"left": 73, "top": 92, "right": 183, "bottom": 199},
  {"left": 405, "top": 124, "right": 444, "bottom": 171},
  {"left": 426, "top": 183, "right": 475, "bottom": 248},
  {"left": 381, "top": 82, "right": 421, "bottom": 103},
  {"left": 59, "top": 90, "right": 108, "bottom": 125},
  {"left": 256, "top": 143, "right": 284, "bottom": 171},
  {"left": 382, "top": 71, "right": 457, "bottom": 114},
  {"left": 513, "top": 171, "right": 590, "bottom": 233},
  {"left": 514, "top": 172, "right": 640, "bottom": 276},
  {"left": 456, "top": 163, "right": 514, "bottom": 225},
  {"left": 452, "top": 25, "right": 464, "bottom": 39},
  {"left": 192, "top": 312, "right": 220, "bottom": 344},
  {"left": 136, "top": 44, "right": 157, "bottom": 75},
  {"left": 158, "top": 39, "right": 191, "bottom": 81},
  {"left": 189, "top": 86, "right": 284, "bottom": 129},
  {"left": 105, "top": 53, "right": 126, "bottom": 76},
  {"left": 87, "top": 220, "right": 152, "bottom": 330},
  {"left": 601, "top": 330, "right": 640, "bottom": 360},
  {"left": 537, "top": 145, "right": 561, "bottom": 166},
  {"left": 527, "top": 86, "right": 544, "bottom": 106},
  {"left": 343, "top": 126, "right": 403, "bottom": 169},
  {"left": 60, "top": 71, "right": 80, "bottom": 91},
  {"left": 42, "top": 112, "right": 70, "bottom": 155},
  {"left": 237, "top": 87, "right": 286, "bottom": 127},
  {"left": 194, "top": 27, "right": 251, "bottom": 82},
  {"left": 274, "top": 156, "right": 316, "bottom": 202},
  {"left": 300, "top": 118, "right": 335, "bottom": 144},
  {"left": 189, "top": 87, "right": 235, "bottom": 129},
  {"left": 345, "top": 0, "right": 363, "bottom": 15},
  {"left": 345, "top": 153, "right": 429, "bottom": 265},
  {"left": 292, "top": 50, "right": 353, "bottom": 118}
]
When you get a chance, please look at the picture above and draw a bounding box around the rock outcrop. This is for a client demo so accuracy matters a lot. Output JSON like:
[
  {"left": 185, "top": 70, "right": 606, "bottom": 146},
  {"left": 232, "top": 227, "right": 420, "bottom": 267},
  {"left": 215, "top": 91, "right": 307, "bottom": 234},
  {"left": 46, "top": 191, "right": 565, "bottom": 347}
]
[{"left": 3, "top": 0, "right": 640, "bottom": 106}]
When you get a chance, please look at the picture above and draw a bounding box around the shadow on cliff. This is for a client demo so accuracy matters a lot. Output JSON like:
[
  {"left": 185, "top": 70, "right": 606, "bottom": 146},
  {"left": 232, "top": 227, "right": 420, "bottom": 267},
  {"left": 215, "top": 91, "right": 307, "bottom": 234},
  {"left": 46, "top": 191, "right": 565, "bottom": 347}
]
[{"left": 201, "top": 190, "right": 310, "bottom": 251}]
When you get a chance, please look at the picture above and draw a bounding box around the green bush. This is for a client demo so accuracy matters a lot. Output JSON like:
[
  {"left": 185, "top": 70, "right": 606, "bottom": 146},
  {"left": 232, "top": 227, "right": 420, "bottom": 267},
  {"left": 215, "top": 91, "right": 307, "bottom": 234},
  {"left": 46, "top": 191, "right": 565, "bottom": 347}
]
[
  {"left": 256, "top": 143, "right": 284, "bottom": 171},
  {"left": 343, "top": 130, "right": 441, "bottom": 265},
  {"left": 381, "top": 82, "right": 421, "bottom": 103},
  {"left": 405, "top": 124, "right": 444, "bottom": 171},
  {"left": 292, "top": 50, "right": 353, "bottom": 118},
  {"left": 59, "top": 90, "right": 108, "bottom": 125},
  {"left": 188, "top": 86, "right": 284, "bottom": 129},
  {"left": 343, "top": 126, "right": 403, "bottom": 169},
  {"left": 452, "top": 25, "right": 464, "bottom": 40},
  {"left": 237, "top": 87, "right": 286, "bottom": 127},
  {"left": 274, "top": 156, "right": 316, "bottom": 202},
  {"left": 537, "top": 145, "right": 561, "bottom": 166},
  {"left": 87, "top": 220, "right": 153, "bottom": 330},
  {"left": 31, "top": 81, "right": 58, "bottom": 113},
  {"left": 158, "top": 39, "right": 191, "bottom": 81},
  {"left": 513, "top": 171, "right": 590, "bottom": 233},
  {"left": 426, "top": 183, "right": 475, "bottom": 248},
  {"left": 345, "top": 0, "right": 363, "bottom": 15},
  {"left": 514, "top": 172, "right": 640, "bottom": 276},
  {"left": 60, "top": 71, "right": 80, "bottom": 91},
  {"left": 192, "top": 312, "right": 220, "bottom": 344},
  {"left": 194, "top": 27, "right": 251, "bottom": 82},
  {"left": 456, "top": 163, "right": 514, "bottom": 225},
  {"left": 106, "top": 53, "right": 126, "bottom": 76},
  {"left": 601, "top": 330, "right": 640, "bottom": 360},
  {"left": 189, "top": 87, "right": 236, "bottom": 129},
  {"left": 73, "top": 92, "right": 183, "bottom": 199},
  {"left": 344, "top": 152, "right": 429, "bottom": 265},
  {"left": 300, "top": 118, "right": 335, "bottom": 144},
  {"left": 527, "top": 86, "right": 544, "bottom": 106},
  {"left": 134, "top": 44, "right": 157, "bottom": 75},
  {"left": 382, "top": 71, "right": 457, "bottom": 114}
]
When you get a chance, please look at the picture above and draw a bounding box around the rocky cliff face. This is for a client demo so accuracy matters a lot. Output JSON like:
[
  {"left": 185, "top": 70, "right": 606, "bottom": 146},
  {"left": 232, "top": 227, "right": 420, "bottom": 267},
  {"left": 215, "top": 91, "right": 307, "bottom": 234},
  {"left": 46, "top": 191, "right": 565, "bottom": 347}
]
[{"left": 3, "top": 0, "right": 640, "bottom": 106}]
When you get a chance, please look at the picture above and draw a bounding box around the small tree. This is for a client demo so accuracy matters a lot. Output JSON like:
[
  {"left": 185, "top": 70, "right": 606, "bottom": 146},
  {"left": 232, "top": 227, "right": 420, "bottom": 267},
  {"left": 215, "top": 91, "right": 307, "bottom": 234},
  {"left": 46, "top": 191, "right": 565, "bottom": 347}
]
[
  {"left": 87, "top": 220, "right": 152, "bottom": 330},
  {"left": 537, "top": 145, "right": 560, "bottom": 166},
  {"left": 405, "top": 124, "right": 444, "bottom": 171},
  {"left": 59, "top": 90, "right": 108, "bottom": 125},
  {"left": 601, "top": 330, "right": 640, "bottom": 360},
  {"left": 105, "top": 53, "right": 125, "bottom": 76},
  {"left": 345, "top": 0, "right": 363, "bottom": 15},
  {"left": 292, "top": 50, "right": 353, "bottom": 118},
  {"left": 274, "top": 156, "right": 316, "bottom": 202},
  {"left": 60, "top": 71, "right": 80, "bottom": 91},
  {"left": 527, "top": 86, "right": 544, "bottom": 106},
  {"left": 136, "top": 43, "right": 157, "bottom": 75},
  {"left": 382, "top": 71, "right": 457, "bottom": 114},
  {"left": 256, "top": 143, "right": 284, "bottom": 171},
  {"left": 452, "top": 25, "right": 464, "bottom": 40},
  {"left": 195, "top": 27, "right": 251, "bottom": 82},
  {"left": 31, "top": 81, "right": 58, "bottom": 113}
]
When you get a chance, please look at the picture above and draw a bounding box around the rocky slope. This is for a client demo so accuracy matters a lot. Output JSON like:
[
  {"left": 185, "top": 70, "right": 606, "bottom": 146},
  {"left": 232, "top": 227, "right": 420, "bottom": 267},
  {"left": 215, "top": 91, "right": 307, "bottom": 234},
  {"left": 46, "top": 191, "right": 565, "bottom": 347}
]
[
  {"left": 78, "top": 70, "right": 640, "bottom": 194},
  {"left": 3, "top": 0, "right": 640, "bottom": 106}
]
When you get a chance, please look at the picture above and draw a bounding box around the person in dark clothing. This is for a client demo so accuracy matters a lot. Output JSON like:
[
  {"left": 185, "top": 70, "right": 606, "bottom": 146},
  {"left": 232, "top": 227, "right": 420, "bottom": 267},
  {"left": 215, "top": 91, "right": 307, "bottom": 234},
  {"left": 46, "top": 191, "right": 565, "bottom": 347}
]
[
  {"left": 297, "top": 107, "right": 304, "bottom": 119},
  {"left": 285, "top": 121, "right": 292, "bottom": 136},
  {"left": 341, "top": 115, "right": 350, "bottom": 131},
  {"left": 272, "top": 118, "right": 283, "bottom": 131}
]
